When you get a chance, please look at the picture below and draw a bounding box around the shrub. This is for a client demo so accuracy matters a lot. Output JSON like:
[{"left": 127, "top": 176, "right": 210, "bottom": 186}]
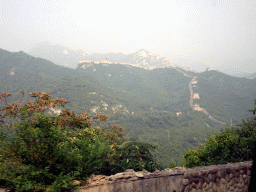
[
  {"left": 0, "top": 91, "right": 162, "bottom": 191},
  {"left": 182, "top": 103, "right": 256, "bottom": 168}
]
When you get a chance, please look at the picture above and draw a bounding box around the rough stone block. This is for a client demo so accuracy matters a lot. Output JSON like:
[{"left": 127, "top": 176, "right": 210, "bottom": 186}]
[
  {"left": 191, "top": 177, "right": 199, "bottom": 184},
  {"left": 201, "top": 175, "right": 206, "bottom": 184},
  {"left": 207, "top": 173, "right": 213, "bottom": 181},
  {"left": 241, "top": 166, "right": 247, "bottom": 174},
  {"left": 197, "top": 181, "right": 203, "bottom": 189},
  {"left": 216, "top": 178, "right": 220, "bottom": 186},
  {"left": 205, "top": 170, "right": 211, "bottom": 176},
  {"left": 237, "top": 182, "right": 244, "bottom": 189},
  {"left": 221, "top": 178, "right": 227, "bottom": 184},
  {"left": 205, "top": 176, "right": 211, "bottom": 184},
  {"left": 182, "top": 179, "right": 190, "bottom": 186},
  {"left": 134, "top": 172, "right": 144, "bottom": 178},
  {"left": 183, "top": 172, "right": 190, "bottom": 179},
  {"left": 202, "top": 182, "right": 207, "bottom": 189},
  {"left": 211, "top": 173, "right": 217, "bottom": 182},
  {"left": 210, "top": 169, "right": 218, "bottom": 174},
  {"left": 226, "top": 174, "right": 231, "bottom": 182},
  {"left": 239, "top": 175, "right": 244, "bottom": 183},
  {"left": 230, "top": 178, "right": 235, "bottom": 186},
  {"left": 217, "top": 170, "right": 221, "bottom": 178},
  {"left": 227, "top": 183, "right": 230, "bottom": 190},
  {"left": 234, "top": 167, "right": 240, "bottom": 172},
  {"left": 192, "top": 172, "right": 199, "bottom": 178},
  {"left": 220, "top": 183, "right": 227, "bottom": 192},
  {"left": 226, "top": 168, "right": 232, "bottom": 174},
  {"left": 191, "top": 182, "right": 197, "bottom": 189},
  {"left": 184, "top": 185, "right": 191, "bottom": 192},
  {"left": 201, "top": 171, "right": 207, "bottom": 176},
  {"left": 209, "top": 182, "right": 213, "bottom": 189},
  {"left": 220, "top": 169, "right": 226, "bottom": 178},
  {"left": 229, "top": 185, "right": 235, "bottom": 191}
]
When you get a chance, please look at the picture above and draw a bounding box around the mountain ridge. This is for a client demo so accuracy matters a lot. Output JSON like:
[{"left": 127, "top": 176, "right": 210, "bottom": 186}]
[
  {"left": 27, "top": 42, "right": 175, "bottom": 69},
  {"left": 1, "top": 47, "right": 256, "bottom": 166}
]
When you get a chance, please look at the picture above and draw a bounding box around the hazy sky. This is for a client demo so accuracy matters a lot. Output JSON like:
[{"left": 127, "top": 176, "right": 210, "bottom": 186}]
[{"left": 0, "top": 0, "right": 255, "bottom": 70}]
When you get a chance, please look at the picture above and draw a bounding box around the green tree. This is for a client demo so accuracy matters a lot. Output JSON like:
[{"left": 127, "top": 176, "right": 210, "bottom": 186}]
[
  {"left": 182, "top": 100, "right": 256, "bottom": 167},
  {"left": 0, "top": 91, "right": 161, "bottom": 191},
  {"left": 249, "top": 99, "right": 256, "bottom": 115}
]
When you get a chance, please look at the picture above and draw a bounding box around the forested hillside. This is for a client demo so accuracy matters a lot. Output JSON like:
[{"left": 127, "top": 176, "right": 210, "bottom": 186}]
[
  {"left": 183, "top": 69, "right": 256, "bottom": 125},
  {"left": 1, "top": 48, "right": 255, "bottom": 167}
]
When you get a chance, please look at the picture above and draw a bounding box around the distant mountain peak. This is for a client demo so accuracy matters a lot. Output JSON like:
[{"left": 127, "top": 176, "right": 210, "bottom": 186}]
[
  {"left": 63, "top": 49, "right": 68, "bottom": 54},
  {"left": 27, "top": 42, "right": 175, "bottom": 69},
  {"left": 135, "top": 49, "right": 154, "bottom": 58}
]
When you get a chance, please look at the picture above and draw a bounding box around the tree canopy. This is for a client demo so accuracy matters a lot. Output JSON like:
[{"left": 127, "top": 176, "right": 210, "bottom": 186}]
[{"left": 0, "top": 91, "right": 162, "bottom": 192}]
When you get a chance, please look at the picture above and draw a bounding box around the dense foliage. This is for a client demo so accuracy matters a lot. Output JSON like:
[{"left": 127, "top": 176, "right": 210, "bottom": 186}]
[
  {"left": 0, "top": 91, "right": 162, "bottom": 191},
  {"left": 182, "top": 99, "right": 256, "bottom": 167}
]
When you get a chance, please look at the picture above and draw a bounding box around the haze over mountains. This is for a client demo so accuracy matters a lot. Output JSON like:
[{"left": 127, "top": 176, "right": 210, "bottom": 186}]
[
  {"left": 1, "top": 47, "right": 256, "bottom": 167},
  {"left": 26, "top": 42, "right": 256, "bottom": 78},
  {"left": 28, "top": 42, "right": 175, "bottom": 70}
]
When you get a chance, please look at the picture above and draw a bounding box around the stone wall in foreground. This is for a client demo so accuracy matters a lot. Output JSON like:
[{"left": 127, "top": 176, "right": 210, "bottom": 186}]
[
  {"left": 0, "top": 161, "right": 253, "bottom": 192},
  {"left": 79, "top": 161, "right": 252, "bottom": 192}
]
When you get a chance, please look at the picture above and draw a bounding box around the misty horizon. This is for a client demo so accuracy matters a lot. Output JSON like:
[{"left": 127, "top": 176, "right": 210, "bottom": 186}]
[{"left": 1, "top": 0, "right": 256, "bottom": 74}]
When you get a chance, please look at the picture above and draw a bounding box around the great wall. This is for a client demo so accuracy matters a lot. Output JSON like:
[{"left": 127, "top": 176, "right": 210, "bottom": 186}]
[
  {"left": 175, "top": 67, "right": 226, "bottom": 125},
  {"left": 2, "top": 160, "right": 251, "bottom": 192},
  {"left": 80, "top": 58, "right": 226, "bottom": 125},
  {"left": 75, "top": 160, "right": 252, "bottom": 192},
  {"left": 79, "top": 57, "right": 173, "bottom": 70}
]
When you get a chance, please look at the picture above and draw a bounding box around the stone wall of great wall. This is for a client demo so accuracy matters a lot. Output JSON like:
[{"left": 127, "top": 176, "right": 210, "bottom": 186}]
[
  {"left": 0, "top": 160, "right": 253, "bottom": 192},
  {"left": 70, "top": 160, "right": 252, "bottom": 192}
]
